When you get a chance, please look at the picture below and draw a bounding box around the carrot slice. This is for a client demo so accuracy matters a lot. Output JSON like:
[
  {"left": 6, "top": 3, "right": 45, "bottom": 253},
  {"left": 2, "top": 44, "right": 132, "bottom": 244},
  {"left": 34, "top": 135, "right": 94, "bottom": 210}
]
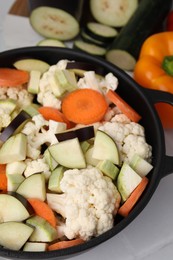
[
  {"left": 38, "top": 106, "right": 72, "bottom": 129},
  {"left": 62, "top": 88, "right": 108, "bottom": 124},
  {"left": 0, "top": 164, "right": 6, "bottom": 173},
  {"left": 27, "top": 198, "right": 57, "bottom": 228},
  {"left": 118, "top": 177, "right": 149, "bottom": 217},
  {"left": 48, "top": 239, "right": 84, "bottom": 251},
  {"left": 0, "top": 164, "right": 7, "bottom": 192},
  {"left": 0, "top": 68, "right": 29, "bottom": 87},
  {"left": 106, "top": 90, "right": 141, "bottom": 122}
]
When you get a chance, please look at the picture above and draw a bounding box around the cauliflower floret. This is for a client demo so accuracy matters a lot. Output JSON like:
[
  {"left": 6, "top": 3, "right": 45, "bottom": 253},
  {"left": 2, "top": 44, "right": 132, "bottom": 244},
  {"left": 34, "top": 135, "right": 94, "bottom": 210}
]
[
  {"left": 122, "top": 134, "right": 152, "bottom": 162},
  {"left": 111, "top": 114, "right": 131, "bottom": 124},
  {"left": 100, "top": 72, "right": 118, "bottom": 93},
  {"left": 22, "top": 114, "right": 60, "bottom": 159},
  {"left": 37, "top": 60, "right": 69, "bottom": 109},
  {"left": 24, "top": 158, "right": 51, "bottom": 180},
  {"left": 99, "top": 121, "right": 152, "bottom": 163},
  {"left": 37, "top": 90, "right": 61, "bottom": 110},
  {"left": 47, "top": 167, "right": 120, "bottom": 241},
  {"left": 78, "top": 71, "right": 102, "bottom": 92},
  {"left": 77, "top": 71, "right": 118, "bottom": 94},
  {"left": 0, "top": 108, "right": 12, "bottom": 131},
  {"left": 0, "top": 86, "right": 33, "bottom": 108}
]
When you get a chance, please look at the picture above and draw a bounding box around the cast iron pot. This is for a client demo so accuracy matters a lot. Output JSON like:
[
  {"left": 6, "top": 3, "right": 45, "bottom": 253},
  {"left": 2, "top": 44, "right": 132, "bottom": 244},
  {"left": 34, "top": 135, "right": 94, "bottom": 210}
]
[{"left": 0, "top": 47, "right": 173, "bottom": 260}]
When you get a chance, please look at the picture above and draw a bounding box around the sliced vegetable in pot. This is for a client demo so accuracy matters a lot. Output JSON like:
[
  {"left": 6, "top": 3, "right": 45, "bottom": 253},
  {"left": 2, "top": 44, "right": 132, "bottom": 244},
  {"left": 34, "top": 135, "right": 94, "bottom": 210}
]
[
  {"left": 13, "top": 58, "right": 50, "bottom": 74},
  {"left": 48, "top": 238, "right": 84, "bottom": 251},
  {"left": 106, "top": 89, "right": 141, "bottom": 123},
  {"left": 0, "top": 110, "right": 31, "bottom": 143},
  {"left": 0, "top": 68, "right": 29, "bottom": 87},
  {"left": 118, "top": 177, "right": 149, "bottom": 217},
  {"left": 30, "top": 6, "right": 80, "bottom": 41},
  {"left": 61, "top": 88, "right": 108, "bottom": 124},
  {"left": 56, "top": 125, "right": 94, "bottom": 142}
]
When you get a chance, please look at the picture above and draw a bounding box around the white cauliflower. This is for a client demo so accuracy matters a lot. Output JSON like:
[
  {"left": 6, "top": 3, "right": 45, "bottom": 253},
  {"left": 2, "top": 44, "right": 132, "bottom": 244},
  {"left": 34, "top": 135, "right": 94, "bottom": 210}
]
[
  {"left": 24, "top": 158, "right": 51, "bottom": 180},
  {"left": 47, "top": 167, "right": 121, "bottom": 241},
  {"left": 0, "top": 86, "right": 33, "bottom": 109},
  {"left": 37, "top": 90, "right": 61, "bottom": 110},
  {"left": 98, "top": 118, "right": 152, "bottom": 163},
  {"left": 77, "top": 71, "right": 118, "bottom": 94},
  {"left": 22, "top": 114, "right": 63, "bottom": 159},
  {"left": 0, "top": 108, "right": 12, "bottom": 131},
  {"left": 37, "top": 60, "right": 69, "bottom": 109}
]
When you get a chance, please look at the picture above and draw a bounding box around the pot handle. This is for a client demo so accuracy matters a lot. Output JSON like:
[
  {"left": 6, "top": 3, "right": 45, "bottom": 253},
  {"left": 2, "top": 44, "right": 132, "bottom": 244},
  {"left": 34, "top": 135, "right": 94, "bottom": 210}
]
[
  {"left": 142, "top": 88, "right": 173, "bottom": 177},
  {"left": 162, "top": 155, "right": 173, "bottom": 178},
  {"left": 142, "top": 88, "right": 173, "bottom": 105}
]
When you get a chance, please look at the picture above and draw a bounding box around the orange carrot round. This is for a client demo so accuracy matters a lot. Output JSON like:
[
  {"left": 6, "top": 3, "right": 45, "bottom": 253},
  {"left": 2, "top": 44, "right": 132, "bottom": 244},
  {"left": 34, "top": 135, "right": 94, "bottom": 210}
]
[
  {"left": 27, "top": 198, "right": 57, "bottom": 228},
  {"left": 0, "top": 68, "right": 29, "bottom": 87},
  {"left": 38, "top": 106, "right": 72, "bottom": 129},
  {"left": 48, "top": 238, "right": 84, "bottom": 251},
  {"left": 118, "top": 177, "right": 149, "bottom": 217},
  {"left": 106, "top": 89, "right": 141, "bottom": 123},
  {"left": 62, "top": 88, "right": 108, "bottom": 124}
]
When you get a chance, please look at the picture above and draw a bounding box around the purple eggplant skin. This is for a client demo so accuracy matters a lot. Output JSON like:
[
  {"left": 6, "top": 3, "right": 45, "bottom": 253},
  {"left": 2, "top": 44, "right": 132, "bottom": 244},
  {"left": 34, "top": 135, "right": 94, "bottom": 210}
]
[
  {"left": 56, "top": 125, "right": 95, "bottom": 142},
  {"left": 75, "top": 125, "right": 95, "bottom": 142},
  {"left": 56, "top": 130, "right": 77, "bottom": 142},
  {"left": 66, "top": 61, "right": 105, "bottom": 76},
  {"left": 0, "top": 110, "right": 31, "bottom": 142}
]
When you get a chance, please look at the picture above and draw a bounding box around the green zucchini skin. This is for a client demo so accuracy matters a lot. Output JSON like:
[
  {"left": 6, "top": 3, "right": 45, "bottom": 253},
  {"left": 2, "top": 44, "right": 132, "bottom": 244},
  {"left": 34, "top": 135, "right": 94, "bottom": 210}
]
[
  {"left": 106, "top": 0, "right": 172, "bottom": 70},
  {"left": 73, "top": 40, "right": 107, "bottom": 57},
  {"left": 81, "top": 29, "right": 109, "bottom": 47},
  {"left": 84, "top": 23, "right": 118, "bottom": 43}
]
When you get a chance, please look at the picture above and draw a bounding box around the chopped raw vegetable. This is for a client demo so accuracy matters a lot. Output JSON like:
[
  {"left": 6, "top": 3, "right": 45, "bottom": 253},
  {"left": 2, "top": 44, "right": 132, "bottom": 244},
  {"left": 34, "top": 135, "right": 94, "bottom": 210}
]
[
  {"left": 27, "top": 198, "right": 57, "bottom": 228},
  {"left": 0, "top": 68, "right": 29, "bottom": 87},
  {"left": 0, "top": 164, "right": 7, "bottom": 191},
  {"left": 38, "top": 106, "right": 72, "bottom": 129},
  {"left": 62, "top": 88, "right": 108, "bottom": 124},
  {"left": 106, "top": 90, "right": 141, "bottom": 122},
  {"left": 118, "top": 177, "right": 149, "bottom": 217},
  {"left": 48, "top": 238, "right": 84, "bottom": 251}
]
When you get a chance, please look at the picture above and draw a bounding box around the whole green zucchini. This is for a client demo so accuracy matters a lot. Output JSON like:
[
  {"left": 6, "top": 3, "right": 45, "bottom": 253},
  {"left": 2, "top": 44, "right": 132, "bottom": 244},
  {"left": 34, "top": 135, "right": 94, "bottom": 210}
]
[{"left": 106, "top": 0, "right": 172, "bottom": 71}]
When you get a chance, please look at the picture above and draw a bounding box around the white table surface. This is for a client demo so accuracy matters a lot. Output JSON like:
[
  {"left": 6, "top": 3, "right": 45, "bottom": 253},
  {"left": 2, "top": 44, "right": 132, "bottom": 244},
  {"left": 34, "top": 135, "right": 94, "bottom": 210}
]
[{"left": 0, "top": 1, "right": 173, "bottom": 260}]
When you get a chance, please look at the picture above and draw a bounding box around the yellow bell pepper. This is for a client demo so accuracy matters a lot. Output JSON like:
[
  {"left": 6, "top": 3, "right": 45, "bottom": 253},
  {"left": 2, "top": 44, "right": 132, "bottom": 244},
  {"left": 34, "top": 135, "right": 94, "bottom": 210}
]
[{"left": 134, "top": 32, "right": 173, "bottom": 128}]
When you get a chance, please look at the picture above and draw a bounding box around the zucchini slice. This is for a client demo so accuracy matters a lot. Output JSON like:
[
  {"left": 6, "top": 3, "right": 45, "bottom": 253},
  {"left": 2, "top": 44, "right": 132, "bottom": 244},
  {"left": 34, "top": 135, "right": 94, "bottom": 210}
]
[
  {"left": 30, "top": 6, "right": 80, "bottom": 41},
  {"left": 85, "top": 22, "right": 118, "bottom": 43},
  {"left": 105, "top": 0, "right": 172, "bottom": 71},
  {"left": 81, "top": 29, "right": 107, "bottom": 47},
  {"left": 73, "top": 40, "right": 107, "bottom": 57},
  {"left": 90, "top": 0, "right": 138, "bottom": 27},
  {"left": 13, "top": 59, "right": 50, "bottom": 74}
]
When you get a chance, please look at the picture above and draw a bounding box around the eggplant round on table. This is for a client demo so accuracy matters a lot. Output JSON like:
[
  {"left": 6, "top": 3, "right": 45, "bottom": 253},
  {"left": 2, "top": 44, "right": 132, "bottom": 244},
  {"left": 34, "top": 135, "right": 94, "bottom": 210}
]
[{"left": 0, "top": 46, "right": 173, "bottom": 259}]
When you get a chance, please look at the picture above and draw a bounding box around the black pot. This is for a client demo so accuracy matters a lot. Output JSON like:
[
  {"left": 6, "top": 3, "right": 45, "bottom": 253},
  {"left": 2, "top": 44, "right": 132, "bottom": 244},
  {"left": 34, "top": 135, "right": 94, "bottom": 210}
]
[{"left": 0, "top": 47, "right": 173, "bottom": 260}]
